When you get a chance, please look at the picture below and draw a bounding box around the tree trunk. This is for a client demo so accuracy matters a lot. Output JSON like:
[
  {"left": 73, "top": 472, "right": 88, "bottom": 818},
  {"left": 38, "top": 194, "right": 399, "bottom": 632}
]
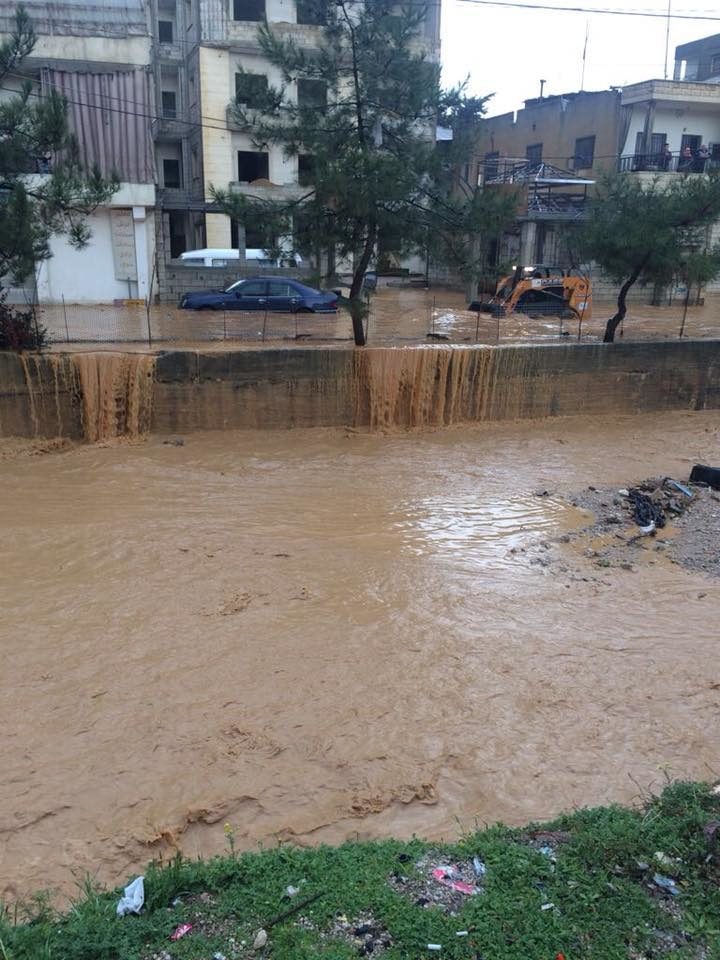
[
  {"left": 348, "top": 222, "right": 377, "bottom": 347},
  {"left": 603, "top": 264, "right": 644, "bottom": 343}
]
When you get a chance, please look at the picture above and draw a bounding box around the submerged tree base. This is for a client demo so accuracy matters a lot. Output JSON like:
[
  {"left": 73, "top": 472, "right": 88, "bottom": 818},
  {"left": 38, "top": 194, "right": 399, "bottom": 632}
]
[{"left": 2, "top": 781, "right": 719, "bottom": 959}]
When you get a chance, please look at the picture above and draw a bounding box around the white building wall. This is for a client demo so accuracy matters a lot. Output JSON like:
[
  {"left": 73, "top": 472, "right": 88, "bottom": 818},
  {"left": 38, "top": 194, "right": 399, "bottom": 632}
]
[
  {"left": 622, "top": 103, "right": 720, "bottom": 155},
  {"left": 36, "top": 184, "right": 156, "bottom": 304}
]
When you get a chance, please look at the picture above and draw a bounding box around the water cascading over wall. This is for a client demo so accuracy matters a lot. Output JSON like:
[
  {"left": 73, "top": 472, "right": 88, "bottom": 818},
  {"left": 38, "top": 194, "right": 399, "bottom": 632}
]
[
  {"left": 3, "top": 352, "right": 155, "bottom": 441},
  {"left": 1, "top": 341, "right": 719, "bottom": 439}
]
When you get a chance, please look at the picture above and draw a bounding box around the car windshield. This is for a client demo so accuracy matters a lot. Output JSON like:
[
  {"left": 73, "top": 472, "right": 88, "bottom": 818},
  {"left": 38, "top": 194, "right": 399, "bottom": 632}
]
[{"left": 224, "top": 281, "right": 243, "bottom": 293}]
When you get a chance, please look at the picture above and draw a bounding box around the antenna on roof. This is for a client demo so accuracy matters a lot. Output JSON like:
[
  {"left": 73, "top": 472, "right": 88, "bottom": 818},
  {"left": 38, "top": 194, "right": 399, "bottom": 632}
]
[
  {"left": 539, "top": 79, "right": 546, "bottom": 98},
  {"left": 663, "top": 0, "right": 671, "bottom": 79},
  {"left": 580, "top": 21, "right": 589, "bottom": 90}
]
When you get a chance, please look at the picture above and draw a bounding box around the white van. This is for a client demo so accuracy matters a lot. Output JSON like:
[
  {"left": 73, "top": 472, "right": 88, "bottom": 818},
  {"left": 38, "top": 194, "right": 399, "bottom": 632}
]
[{"left": 178, "top": 248, "right": 303, "bottom": 268}]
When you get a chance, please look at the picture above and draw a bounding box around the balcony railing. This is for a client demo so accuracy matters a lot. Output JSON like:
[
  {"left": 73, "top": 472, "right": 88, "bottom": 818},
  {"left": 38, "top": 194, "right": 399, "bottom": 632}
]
[{"left": 618, "top": 152, "right": 720, "bottom": 174}]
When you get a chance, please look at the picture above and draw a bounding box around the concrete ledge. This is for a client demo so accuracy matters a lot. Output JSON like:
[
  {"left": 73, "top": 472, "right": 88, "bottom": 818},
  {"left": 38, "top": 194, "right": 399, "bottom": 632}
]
[{"left": 2, "top": 340, "right": 720, "bottom": 440}]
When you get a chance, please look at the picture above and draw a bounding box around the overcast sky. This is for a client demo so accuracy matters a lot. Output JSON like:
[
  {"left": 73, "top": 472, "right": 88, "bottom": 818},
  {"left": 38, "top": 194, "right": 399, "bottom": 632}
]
[{"left": 441, "top": 0, "right": 720, "bottom": 117}]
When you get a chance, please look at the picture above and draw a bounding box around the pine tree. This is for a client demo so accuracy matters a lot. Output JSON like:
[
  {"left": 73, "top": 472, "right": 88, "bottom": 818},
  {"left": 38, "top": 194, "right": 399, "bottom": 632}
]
[
  {"left": 212, "top": 0, "right": 507, "bottom": 345},
  {"left": 575, "top": 172, "right": 720, "bottom": 342}
]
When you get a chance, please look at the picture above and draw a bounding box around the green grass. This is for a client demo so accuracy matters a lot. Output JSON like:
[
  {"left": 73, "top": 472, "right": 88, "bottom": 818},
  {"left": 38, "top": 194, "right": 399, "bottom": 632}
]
[{"left": 2, "top": 781, "right": 719, "bottom": 960}]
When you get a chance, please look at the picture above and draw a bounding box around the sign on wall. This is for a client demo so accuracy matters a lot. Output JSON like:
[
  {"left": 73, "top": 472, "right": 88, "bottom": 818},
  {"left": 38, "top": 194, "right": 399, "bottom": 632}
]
[{"left": 110, "top": 209, "right": 138, "bottom": 282}]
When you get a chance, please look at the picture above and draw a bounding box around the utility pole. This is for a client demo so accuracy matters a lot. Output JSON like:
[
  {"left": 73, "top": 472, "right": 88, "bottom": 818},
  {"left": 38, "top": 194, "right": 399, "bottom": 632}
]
[{"left": 663, "top": 0, "right": 672, "bottom": 79}]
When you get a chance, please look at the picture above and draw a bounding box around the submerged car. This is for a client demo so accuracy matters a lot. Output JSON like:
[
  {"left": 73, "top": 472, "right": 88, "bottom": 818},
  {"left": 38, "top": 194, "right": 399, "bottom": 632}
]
[{"left": 179, "top": 277, "right": 337, "bottom": 312}]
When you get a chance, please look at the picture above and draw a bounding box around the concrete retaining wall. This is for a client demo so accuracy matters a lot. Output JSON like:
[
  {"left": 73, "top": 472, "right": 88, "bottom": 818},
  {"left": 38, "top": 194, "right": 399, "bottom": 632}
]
[{"left": 2, "top": 340, "right": 720, "bottom": 439}]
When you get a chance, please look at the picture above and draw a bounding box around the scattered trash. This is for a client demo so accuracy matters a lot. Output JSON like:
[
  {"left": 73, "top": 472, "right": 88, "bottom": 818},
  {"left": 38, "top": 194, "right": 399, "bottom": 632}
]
[
  {"left": 472, "top": 856, "right": 487, "bottom": 877},
  {"left": 116, "top": 876, "right": 144, "bottom": 917},
  {"left": 618, "top": 488, "right": 629, "bottom": 497},
  {"left": 427, "top": 945, "right": 442, "bottom": 951},
  {"left": 163, "top": 438, "right": 185, "bottom": 447},
  {"left": 629, "top": 489, "right": 666, "bottom": 529},
  {"left": 326, "top": 913, "right": 393, "bottom": 957},
  {"left": 213, "top": 953, "right": 227, "bottom": 960},
  {"left": 652, "top": 874, "right": 680, "bottom": 896},
  {"left": 713, "top": 784, "right": 720, "bottom": 796},
  {"left": 689, "top": 464, "right": 720, "bottom": 490},
  {"left": 285, "top": 885, "right": 301, "bottom": 897},
  {"left": 456, "top": 931, "right": 469, "bottom": 937},
  {"left": 638, "top": 522, "right": 656, "bottom": 536},
  {"left": 253, "top": 929, "right": 268, "bottom": 949},
  {"left": 653, "top": 852, "right": 676, "bottom": 869},
  {"left": 665, "top": 479, "right": 693, "bottom": 498},
  {"left": 539, "top": 845, "right": 556, "bottom": 859},
  {"left": 170, "top": 923, "right": 193, "bottom": 941},
  {"left": 431, "top": 867, "right": 479, "bottom": 895},
  {"left": 541, "top": 902, "right": 555, "bottom": 911},
  {"left": 389, "top": 852, "right": 483, "bottom": 913}
]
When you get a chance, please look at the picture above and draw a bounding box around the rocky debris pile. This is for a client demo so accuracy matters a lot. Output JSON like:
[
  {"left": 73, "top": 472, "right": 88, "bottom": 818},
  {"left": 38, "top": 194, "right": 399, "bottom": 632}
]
[
  {"left": 323, "top": 912, "right": 393, "bottom": 957},
  {"left": 388, "top": 851, "right": 485, "bottom": 915},
  {"left": 538, "top": 470, "right": 720, "bottom": 578}
]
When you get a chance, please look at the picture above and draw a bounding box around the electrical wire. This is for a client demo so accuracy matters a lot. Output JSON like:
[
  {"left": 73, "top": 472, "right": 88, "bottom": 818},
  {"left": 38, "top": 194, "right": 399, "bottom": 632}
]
[{"left": 457, "top": 0, "right": 720, "bottom": 20}]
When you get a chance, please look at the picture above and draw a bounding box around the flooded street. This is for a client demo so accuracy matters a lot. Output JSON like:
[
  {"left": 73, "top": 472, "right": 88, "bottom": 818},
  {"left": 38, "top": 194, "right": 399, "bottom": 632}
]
[
  {"left": 2, "top": 412, "right": 720, "bottom": 902},
  {"left": 39, "top": 285, "right": 720, "bottom": 350}
]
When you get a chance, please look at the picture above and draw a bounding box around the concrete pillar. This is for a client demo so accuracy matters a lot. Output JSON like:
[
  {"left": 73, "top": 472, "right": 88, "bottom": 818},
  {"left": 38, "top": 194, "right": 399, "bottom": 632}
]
[
  {"left": 520, "top": 221, "right": 537, "bottom": 267},
  {"left": 132, "top": 206, "right": 150, "bottom": 301},
  {"left": 205, "top": 212, "right": 231, "bottom": 249}
]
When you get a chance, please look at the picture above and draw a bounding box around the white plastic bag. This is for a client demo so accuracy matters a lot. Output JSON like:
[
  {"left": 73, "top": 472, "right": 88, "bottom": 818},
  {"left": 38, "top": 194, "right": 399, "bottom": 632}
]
[{"left": 116, "top": 876, "right": 145, "bottom": 916}]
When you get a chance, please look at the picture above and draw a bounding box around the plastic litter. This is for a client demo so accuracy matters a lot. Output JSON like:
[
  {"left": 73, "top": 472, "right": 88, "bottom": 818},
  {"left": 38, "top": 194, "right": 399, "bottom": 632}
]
[
  {"left": 286, "top": 885, "right": 300, "bottom": 897},
  {"left": 541, "top": 902, "right": 555, "bottom": 911},
  {"left": 629, "top": 489, "right": 666, "bottom": 529},
  {"left": 472, "top": 856, "right": 487, "bottom": 877},
  {"left": 713, "top": 784, "right": 720, "bottom": 796},
  {"left": 116, "top": 876, "right": 144, "bottom": 917},
  {"left": 431, "top": 867, "right": 479, "bottom": 895},
  {"left": 652, "top": 873, "right": 680, "bottom": 896},
  {"left": 427, "top": 945, "right": 442, "bottom": 951},
  {"left": 253, "top": 929, "right": 268, "bottom": 949},
  {"left": 456, "top": 931, "right": 469, "bottom": 936},
  {"left": 653, "top": 851, "right": 676, "bottom": 869},
  {"left": 665, "top": 479, "right": 693, "bottom": 498},
  {"left": 170, "top": 923, "right": 193, "bottom": 941},
  {"left": 638, "top": 522, "right": 656, "bottom": 536}
]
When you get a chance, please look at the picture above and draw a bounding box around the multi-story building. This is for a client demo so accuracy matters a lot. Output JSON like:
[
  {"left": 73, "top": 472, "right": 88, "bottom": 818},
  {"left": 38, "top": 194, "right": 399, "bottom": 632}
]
[
  {"left": 0, "top": 0, "right": 157, "bottom": 304},
  {"left": 468, "top": 36, "right": 720, "bottom": 287}
]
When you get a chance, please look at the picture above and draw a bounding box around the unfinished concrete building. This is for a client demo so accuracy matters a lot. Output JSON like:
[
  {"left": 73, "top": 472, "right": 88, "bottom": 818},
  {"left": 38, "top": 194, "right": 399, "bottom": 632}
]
[{"left": 0, "top": 0, "right": 157, "bottom": 304}]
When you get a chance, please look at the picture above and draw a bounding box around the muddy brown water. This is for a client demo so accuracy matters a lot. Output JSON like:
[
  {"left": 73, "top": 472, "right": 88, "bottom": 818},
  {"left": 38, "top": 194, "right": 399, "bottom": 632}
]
[
  {"left": 2, "top": 412, "right": 720, "bottom": 903},
  {"left": 40, "top": 286, "right": 720, "bottom": 350}
]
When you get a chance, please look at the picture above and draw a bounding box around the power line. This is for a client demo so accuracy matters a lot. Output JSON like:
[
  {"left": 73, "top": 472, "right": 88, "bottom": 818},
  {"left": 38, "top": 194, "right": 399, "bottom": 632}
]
[{"left": 457, "top": 0, "right": 720, "bottom": 20}]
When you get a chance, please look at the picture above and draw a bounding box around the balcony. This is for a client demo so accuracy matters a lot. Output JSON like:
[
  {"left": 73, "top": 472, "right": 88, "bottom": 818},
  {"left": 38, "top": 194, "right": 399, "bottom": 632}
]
[
  {"left": 621, "top": 78, "right": 720, "bottom": 106},
  {"left": 617, "top": 152, "right": 720, "bottom": 174},
  {"left": 152, "top": 116, "right": 191, "bottom": 140},
  {"left": 227, "top": 180, "right": 309, "bottom": 202}
]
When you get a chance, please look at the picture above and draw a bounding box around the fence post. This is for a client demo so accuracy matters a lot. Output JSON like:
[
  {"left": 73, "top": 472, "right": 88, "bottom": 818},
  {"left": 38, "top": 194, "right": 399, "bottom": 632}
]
[
  {"left": 475, "top": 311, "right": 480, "bottom": 342},
  {"left": 262, "top": 305, "right": 268, "bottom": 342},
  {"left": 145, "top": 297, "right": 153, "bottom": 349},
  {"left": 223, "top": 309, "right": 227, "bottom": 341},
  {"left": 294, "top": 307, "right": 298, "bottom": 340},
  {"left": 62, "top": 294, "right": 70, "bottom": 344}
]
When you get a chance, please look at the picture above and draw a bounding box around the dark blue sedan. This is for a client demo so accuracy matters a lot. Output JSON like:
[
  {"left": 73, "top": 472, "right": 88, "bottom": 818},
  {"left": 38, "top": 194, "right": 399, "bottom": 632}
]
[{"left": 179, "top": 277, "right": 338, "bottom": 312}]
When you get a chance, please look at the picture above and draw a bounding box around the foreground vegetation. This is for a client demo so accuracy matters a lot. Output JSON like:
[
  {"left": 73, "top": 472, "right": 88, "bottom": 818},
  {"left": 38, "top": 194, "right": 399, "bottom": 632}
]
[{"left": 2, "top": 782, "right": 719, "bottom": 960}]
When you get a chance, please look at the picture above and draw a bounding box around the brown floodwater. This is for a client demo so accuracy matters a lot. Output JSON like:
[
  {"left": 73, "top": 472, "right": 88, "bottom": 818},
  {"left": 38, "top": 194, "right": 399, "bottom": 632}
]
[
  {"left": 2, "top": 412, "right": 720, "bottom": 903},
  {"left": 39, "top": 285, "right": 720, "bottom": 350}
]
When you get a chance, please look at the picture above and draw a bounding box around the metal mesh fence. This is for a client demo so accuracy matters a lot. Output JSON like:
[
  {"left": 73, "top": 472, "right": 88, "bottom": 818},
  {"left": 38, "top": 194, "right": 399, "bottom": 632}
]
[{"left": 31, "top": 289, "right": 720, "bottom": 349}]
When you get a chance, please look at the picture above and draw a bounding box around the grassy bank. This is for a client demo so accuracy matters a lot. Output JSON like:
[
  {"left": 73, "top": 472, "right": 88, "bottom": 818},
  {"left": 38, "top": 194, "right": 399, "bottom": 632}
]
[{"left": 2, "top": 782, "right": 719, "bottom": 960}]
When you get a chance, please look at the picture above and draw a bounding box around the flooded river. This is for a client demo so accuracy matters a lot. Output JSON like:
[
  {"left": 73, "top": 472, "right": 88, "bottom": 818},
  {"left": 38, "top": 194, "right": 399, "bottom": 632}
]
[{"left": 2, "top": 412, "right": 719, "bottom": 902}]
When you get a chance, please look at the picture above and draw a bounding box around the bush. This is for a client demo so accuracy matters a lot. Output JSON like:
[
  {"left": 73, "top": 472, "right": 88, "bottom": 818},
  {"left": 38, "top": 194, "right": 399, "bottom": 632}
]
[{"left": 0, "top": 298, "right": 47, "bottom": 350}]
